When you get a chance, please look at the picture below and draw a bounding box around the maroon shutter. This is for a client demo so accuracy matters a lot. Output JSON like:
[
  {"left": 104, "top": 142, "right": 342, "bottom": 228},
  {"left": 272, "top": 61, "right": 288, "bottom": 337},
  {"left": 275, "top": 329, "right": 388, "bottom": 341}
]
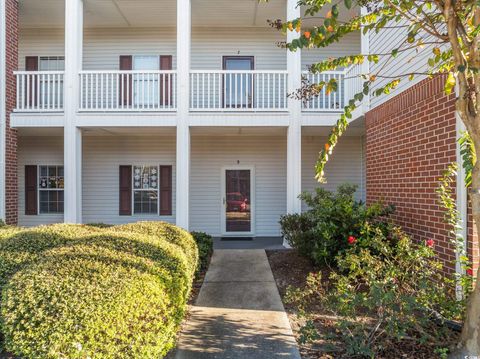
[
  {"left": 119, "top": 165, "right": 132, "bottom": 216},
  {"left": 159, "top": 165, "right": 172, "bottom": 216},
  {"left": 25, "top": 57, "right": 39, "bottom": 108},
  {"left": 25, "top": 165, "right": 38, "bottom": 215},
  {"left": 119, "top": 56, "right": 133, "bottom": 107},
  {"left": 160, "top": 55, "right": 173, "bottom": 107}
]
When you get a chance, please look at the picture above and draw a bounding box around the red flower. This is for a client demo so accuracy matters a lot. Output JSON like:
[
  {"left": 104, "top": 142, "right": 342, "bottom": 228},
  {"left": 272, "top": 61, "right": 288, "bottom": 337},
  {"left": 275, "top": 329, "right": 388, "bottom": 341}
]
[
  {"left": 304, "top": 31, "right": 311, "bottom": 39},
  {"left": 348, "top": 236, "right": 357, "bottom": 244},
  {"left": 426, "top": 239, "right": 434, "bottom": 248},
  {"left": 467, "top": 268, "right": 474, "bottom": 276}
]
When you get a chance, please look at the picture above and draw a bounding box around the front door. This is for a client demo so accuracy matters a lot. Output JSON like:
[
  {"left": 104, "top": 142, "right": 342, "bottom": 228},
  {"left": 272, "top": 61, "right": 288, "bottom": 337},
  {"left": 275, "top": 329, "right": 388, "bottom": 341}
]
[{"left": 222, "top": 168, "right": 254, "bottom": 235}]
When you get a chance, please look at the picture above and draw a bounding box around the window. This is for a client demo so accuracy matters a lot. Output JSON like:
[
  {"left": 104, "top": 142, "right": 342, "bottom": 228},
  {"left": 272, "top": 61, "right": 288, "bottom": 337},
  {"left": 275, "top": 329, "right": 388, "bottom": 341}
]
[
  {"left": 133, "top": 56, "right": 159, "bottom": 108},
  {"left": 39, "top": 56, "right": 65, "bottom": 71},
  {"left": 39, "top": 56, "right": 65, "bottom": 108},
  {"left": 38, "top": 165, "right": 64, "bottom": 214},
  {"left": 133, "top": 165, "right": 158, "bottom": 214}
]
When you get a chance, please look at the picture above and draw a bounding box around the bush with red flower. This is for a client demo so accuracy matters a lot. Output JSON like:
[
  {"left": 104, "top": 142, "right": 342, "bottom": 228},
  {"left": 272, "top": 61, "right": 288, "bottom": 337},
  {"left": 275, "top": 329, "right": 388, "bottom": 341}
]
[{"left": 280, "top": 184, "right": 394, "bottom": 267}]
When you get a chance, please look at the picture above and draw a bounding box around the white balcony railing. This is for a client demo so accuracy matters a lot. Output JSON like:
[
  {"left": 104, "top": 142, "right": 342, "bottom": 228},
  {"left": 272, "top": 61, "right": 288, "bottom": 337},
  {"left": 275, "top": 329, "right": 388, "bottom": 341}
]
[
  {"left": 190, "top": 70, "right": 288, "bottom": 111},
  {"left": 14, "top": 71, "right": 64, "bottom": 112},
  {"left": 13, "top": 68, "right": 363, "bottom": 114},
  {"left": 301, "top": 66, "right": 363, "bottom": 112},
  {"left": 301, "top": 70, "right": 345, "bottom": 111},
  {"left": 79, "top": 71, "right": 177, "bottom": 112},
  {"left": 344, "top": 64, "right": 363, "bottom": 104}
]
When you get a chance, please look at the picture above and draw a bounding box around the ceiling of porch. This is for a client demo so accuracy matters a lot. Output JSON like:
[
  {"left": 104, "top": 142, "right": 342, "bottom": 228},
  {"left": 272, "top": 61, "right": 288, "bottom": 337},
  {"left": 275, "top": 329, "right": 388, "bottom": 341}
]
[{"left": 19, "top": 0, "right": 358, "bottom": 29}]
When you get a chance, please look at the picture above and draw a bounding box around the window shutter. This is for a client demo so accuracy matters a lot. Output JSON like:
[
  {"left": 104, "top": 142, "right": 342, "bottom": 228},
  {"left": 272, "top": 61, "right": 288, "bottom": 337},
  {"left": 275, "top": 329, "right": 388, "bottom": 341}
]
[
  {"left": 119, "top": 165, "right": 132, "bottom": 216},
  {"left": 160, "top": 55, "right": 173, "bottom": 106},
  {"left": 159, "top": 165, "right": 172, "bottom": 216},
  {"left": 25, "top": 57, "right": 38, "bottom": 107},
  {"left": 119, "top": 56, "right": 133, "bottom": 107},
  {"left": 25, "top": 56, "right": 39, "bottom": 71},
  {"left": 25, "top": 165, "right": 38, "bottom": 215}
]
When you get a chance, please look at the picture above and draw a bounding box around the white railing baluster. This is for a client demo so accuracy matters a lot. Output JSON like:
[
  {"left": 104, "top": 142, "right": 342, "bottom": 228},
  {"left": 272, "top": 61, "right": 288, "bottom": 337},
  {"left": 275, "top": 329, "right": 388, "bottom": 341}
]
[{"left": 75, "top": 70, "right": 176, "bottom": 112}]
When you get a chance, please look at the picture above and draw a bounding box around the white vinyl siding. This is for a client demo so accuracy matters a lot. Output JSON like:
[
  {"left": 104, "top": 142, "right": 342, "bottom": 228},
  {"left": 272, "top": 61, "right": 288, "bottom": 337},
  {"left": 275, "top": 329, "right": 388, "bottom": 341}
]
[
  {"left": 369, "top": 22, "right": 436, "bottom": 108},
  {"left": 302, "top": 135, "right": 365, "bottom": 211},
  {"left": 19, "top": 27, "right": 360, "bottom": 71},
  {"left": 18, "top": 136, "right": 64, "bottom": 227},
  {"left": 301, "top": 31, "right": 361, "bottom": 70},
  {"left": 190, "top": 135, "right": 287, "bottom": 237},
  {"left": 82, "top": 136, "right": 176, "bottom": 224}
]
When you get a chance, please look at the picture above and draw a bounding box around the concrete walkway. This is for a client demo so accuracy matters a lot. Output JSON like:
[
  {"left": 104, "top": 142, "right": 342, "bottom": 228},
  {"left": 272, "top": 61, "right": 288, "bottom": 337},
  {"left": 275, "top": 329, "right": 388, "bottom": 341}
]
[{"left": 173, "top": 250, "right": 301, "bottom": 359}]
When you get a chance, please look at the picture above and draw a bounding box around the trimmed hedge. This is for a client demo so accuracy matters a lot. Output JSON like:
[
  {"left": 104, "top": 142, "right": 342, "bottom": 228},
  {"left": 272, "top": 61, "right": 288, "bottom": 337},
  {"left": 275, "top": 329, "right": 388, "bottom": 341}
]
[
  {"left": 0, "top": 221, "right": 198, "bottom": 358},
  {"left": 191, "top": 232, "right": 213, "bottom": 273}
]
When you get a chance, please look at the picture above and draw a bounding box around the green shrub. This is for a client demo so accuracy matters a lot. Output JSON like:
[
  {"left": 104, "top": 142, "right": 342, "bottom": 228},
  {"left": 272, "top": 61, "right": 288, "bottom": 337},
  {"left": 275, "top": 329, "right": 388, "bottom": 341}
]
[
  {"left": 286, "top": 226, "right": 461, "bottom": 357},
  {"left": 191, "top": 232, "right": 213, "bottom": 273},
  {"left": 0, "top": 221, "right": 197, "bottom": 358},
  {"left": 280, "top": 184, "right": 394, "bottom": 266}
]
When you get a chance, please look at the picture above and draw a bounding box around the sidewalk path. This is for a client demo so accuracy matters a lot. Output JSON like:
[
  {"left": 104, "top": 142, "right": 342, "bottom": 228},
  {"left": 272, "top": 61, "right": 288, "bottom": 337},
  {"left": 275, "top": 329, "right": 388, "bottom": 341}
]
[{"left": 173, "top": 249, "right": 301, "bottom": 359}]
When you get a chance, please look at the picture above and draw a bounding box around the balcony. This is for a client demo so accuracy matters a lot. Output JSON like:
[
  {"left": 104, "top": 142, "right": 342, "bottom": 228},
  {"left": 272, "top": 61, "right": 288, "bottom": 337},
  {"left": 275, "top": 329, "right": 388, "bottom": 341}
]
[
  {"left": 13, "top": 68, "right": 360, "bottom": 114},
  {"left": 14, "top": 71, "right": 65, "bottom": 112},
  {"left": 79, "top": 70, "right": 177, "bottom": 112},
  {"left": 190, "top": 70, "right": 288, "bottom": 112}
]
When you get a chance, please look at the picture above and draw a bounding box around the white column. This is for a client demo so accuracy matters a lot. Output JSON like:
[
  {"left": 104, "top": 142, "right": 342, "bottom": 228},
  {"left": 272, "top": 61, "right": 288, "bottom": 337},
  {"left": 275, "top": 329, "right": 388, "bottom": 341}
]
[
  {"left": 176, "top": 0, "right": 191, "bottom": 230},
  {"left": 286, "top": 0, "right": 302, "bottom": 219},
  {"left": 64, "top": 0, "right": 83, "bottom": 223},
  {"left": 0, "top": 0, "right": 6, "bottom": 222}
]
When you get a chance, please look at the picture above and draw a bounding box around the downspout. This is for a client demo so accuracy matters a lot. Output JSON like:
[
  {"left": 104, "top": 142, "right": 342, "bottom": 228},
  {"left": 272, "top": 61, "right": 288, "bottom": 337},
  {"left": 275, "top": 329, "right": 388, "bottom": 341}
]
[
  {"left": 0, "top": 0, "right": 6, "bottom": 222},
  {"left": 455, "top": 110, "right": 468, "bottom": 299}
]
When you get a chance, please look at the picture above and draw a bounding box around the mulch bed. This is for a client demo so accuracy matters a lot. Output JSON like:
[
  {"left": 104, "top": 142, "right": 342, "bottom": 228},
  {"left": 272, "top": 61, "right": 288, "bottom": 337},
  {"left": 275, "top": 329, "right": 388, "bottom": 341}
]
[{"left": 266, "top": 249, "right": 459, "bottom": 359}]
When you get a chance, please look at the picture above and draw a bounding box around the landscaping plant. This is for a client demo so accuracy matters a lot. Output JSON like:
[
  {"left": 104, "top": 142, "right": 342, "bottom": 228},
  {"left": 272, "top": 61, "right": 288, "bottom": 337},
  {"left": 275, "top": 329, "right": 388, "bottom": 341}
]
[
  {"left": 280, "top": 183, "right": 393, "bottom": 266},
  {"left": 191, "top": 231, "right": 214, "bottom": 273},
  {"left": 0, "top": 222, "right": 198, "bottom": 359},
  {"left": 285, "top": 224, "right": 464, "bottom": 357}
]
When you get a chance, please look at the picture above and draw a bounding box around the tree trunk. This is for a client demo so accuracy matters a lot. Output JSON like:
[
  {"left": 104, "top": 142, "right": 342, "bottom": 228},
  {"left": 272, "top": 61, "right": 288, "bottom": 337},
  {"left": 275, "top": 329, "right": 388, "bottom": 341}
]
[{"left": 451, "top": 151, "right": 480, "bottom": 358}]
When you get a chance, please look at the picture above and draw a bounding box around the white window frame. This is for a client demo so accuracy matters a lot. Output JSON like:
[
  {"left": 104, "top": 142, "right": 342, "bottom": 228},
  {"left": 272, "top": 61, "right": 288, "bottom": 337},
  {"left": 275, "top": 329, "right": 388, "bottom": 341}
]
[
  {"left": 37, "top": 164, "right": 64, "bottom": 215},
  {"left": 132, "top": 164, "right": 160, "bottom": 216}
]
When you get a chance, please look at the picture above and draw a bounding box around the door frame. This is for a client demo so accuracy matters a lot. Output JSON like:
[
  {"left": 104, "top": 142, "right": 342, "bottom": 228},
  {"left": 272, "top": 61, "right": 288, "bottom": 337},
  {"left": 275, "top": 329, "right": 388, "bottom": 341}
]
[{"left": 221, "top": 166, "right": 256, "bottom": 236}]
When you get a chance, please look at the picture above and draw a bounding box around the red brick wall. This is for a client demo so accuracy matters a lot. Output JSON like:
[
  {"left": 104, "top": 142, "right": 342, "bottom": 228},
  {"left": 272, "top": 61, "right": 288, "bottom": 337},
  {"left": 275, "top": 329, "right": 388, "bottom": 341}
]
[
  {"left": 4, "top": 0, "right": 18, "bottom": 225},
  {"left": 366, "top": 76, "right": 479, "bottom": 273}
]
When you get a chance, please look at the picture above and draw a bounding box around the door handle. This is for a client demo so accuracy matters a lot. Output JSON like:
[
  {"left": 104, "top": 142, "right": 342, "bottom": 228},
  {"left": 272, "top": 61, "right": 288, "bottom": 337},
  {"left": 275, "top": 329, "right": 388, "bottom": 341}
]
[{"left": 223, "top": 197, "right": 226, "bottom": 205}]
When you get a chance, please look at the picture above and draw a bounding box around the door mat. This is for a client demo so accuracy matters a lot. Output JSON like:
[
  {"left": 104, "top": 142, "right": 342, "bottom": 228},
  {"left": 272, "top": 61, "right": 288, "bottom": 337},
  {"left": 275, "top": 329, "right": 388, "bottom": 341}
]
[{"left": 220, "top": 237, "right": 254, "bottom": 241}]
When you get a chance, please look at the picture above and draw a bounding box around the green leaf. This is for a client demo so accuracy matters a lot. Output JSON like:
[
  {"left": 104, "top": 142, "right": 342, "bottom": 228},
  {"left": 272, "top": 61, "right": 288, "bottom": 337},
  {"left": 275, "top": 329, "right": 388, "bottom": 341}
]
[{"left": 344, "top": 0, "right": 352, "bottom": 9}]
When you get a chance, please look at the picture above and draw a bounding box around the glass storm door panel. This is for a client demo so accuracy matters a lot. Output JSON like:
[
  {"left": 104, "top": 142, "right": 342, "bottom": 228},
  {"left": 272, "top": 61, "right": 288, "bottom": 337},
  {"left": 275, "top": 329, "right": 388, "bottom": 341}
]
[
  {"left": 225, "top": 169, "right": 251, "bottom": 233},
  {"left": 223, "top": 57, "right": 254, "bottom": 108}
]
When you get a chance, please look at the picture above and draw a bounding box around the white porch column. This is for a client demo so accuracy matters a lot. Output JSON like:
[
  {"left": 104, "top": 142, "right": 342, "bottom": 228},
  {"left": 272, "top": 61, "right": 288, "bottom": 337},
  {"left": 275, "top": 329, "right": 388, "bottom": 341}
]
[
  {"left": 0, "top": 0, "right": 6, "bottom": 222},
  {"left": 176, "top": 0, "right": 191, "bottom": 230},
  {"left": 286, "top": 0, "right": 302, "bottom": 220},
  {"left": 64, "top": 0, "right": 83, "bottom": 223}
]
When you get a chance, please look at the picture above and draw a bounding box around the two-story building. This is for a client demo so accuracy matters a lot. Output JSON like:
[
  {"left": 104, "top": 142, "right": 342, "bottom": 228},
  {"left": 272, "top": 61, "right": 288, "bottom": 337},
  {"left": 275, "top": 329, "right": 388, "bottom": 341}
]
[{"left": 0, "top": 0, "right": 366, "bottom": 238}]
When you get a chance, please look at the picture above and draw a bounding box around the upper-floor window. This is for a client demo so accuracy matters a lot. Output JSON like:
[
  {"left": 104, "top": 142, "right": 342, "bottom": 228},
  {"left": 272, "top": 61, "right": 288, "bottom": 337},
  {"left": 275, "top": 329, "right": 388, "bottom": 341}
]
[
  {"left": 133, "top": 56, "right": 160, "bottom": 108},
  {"left": 39, "top": 56, "right": 65, "bottom": 71}
]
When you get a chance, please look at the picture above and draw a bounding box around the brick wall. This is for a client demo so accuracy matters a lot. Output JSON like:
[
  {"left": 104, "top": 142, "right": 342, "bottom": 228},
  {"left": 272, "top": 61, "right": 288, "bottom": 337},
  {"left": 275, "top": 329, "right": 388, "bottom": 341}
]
[
  {"left": 4, "top": 0, "right": 17, "bottom": 225},
  {"left": 366, "top": 76, "right": 479, "bottom": 273}
]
